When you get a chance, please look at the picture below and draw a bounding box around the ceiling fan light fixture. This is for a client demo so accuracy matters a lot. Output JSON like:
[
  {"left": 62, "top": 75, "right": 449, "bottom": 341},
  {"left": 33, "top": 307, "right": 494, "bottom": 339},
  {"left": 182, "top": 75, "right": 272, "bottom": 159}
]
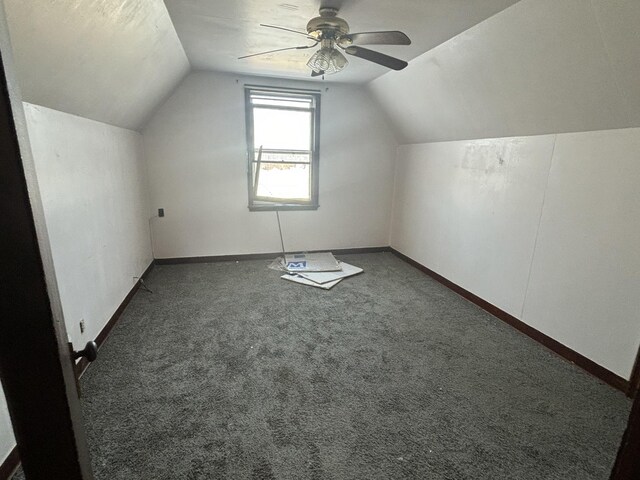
[
  {"left": 307, "top": 49, "right": 330, "bottom": 72},
  {"left": 330, "top": 49, "right": 348, "bottom": 71},
  {"left": 307, "top": 48, "right": 348, "bottom": 75}
]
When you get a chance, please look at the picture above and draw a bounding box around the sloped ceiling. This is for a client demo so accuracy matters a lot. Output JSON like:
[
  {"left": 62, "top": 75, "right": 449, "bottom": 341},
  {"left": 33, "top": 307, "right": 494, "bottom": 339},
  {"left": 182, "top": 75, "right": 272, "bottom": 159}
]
[
  {"left": 368, "top": 0, "right": 640, "bottom": 143},
  {"left": 164, "top": 0, "right": 520, "bottom": 84},
  {"left": 4, "top": 0, "right": 190, "bottom": 130}
]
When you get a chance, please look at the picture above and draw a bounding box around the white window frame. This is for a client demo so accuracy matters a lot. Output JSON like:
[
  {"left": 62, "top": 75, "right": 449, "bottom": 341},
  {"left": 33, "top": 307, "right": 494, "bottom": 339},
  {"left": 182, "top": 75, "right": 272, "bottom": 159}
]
[{"left": 244, "top": 86, "right": 321, "bottom": 211}]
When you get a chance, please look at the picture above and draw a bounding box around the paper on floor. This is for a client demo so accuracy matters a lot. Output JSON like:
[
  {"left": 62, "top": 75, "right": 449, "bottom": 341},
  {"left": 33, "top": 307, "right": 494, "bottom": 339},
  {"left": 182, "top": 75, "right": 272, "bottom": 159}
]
[
  {"left": 284, "top": 252, "right": 341, "bottom": 272},
  {"left": 281, "top": 274, "right": 342, "bottom": 289},
  {"left": 297, "top": 261, "right": 363, "bottom": 284},
  {"left": 268, "top": 256, "right": 287, "bottom": 272}
]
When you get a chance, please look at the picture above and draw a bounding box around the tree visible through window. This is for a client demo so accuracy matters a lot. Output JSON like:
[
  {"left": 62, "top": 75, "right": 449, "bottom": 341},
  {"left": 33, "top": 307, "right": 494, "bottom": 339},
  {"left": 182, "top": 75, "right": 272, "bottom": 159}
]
[{"left": 245, "top": 87, "right": 320, "bottom": 210}]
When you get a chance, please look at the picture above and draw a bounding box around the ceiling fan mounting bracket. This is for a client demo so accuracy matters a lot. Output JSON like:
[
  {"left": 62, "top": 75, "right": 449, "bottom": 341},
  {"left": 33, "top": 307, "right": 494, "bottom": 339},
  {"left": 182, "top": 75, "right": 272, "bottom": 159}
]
[
  {"left": 306, "top": 7, "right": 350, "bottom": 40},
  {"left": 318, "top": 7, "right": 338, "bottom": 17}
]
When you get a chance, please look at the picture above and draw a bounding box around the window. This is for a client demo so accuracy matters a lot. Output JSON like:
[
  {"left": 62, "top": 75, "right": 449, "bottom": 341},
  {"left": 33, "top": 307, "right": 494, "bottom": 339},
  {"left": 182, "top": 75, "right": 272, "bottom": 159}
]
[{"left": 245, "top": 87, "right": 320, "bottom": 211}]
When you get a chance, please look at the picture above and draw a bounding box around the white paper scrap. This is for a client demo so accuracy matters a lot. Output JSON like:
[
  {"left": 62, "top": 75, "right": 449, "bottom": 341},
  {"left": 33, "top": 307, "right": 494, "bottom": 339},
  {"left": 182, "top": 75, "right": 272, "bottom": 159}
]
[
  {"left": 284, "top": 252, "right": 341, "bottom": 272},
  {"left": 281, "top": 274, "right": 342, "bottom": 290},
  {"left": 297, "top": 261, "right": 363, "bottom": 284}
]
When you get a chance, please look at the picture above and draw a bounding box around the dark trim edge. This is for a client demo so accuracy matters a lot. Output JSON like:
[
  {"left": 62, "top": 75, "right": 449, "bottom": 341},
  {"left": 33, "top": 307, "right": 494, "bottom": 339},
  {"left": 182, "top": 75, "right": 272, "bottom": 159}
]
[
  {"left": 628, "top": 347, "right": 640, "bottom": 398},
  {"left": 155, "top": 247, "right": 391, "bottom": 265},
  {"left": 0, "top": 447, "right": 19, "bottom": 480},
  {"left": 74, "top": 260, "right": 155, "bottom": 378},
  {"left": 390, "top": 248, "right": 631, "bottom": 396},
  {"left": 610, "top": 389, "right": 640, "bottom": 478}
]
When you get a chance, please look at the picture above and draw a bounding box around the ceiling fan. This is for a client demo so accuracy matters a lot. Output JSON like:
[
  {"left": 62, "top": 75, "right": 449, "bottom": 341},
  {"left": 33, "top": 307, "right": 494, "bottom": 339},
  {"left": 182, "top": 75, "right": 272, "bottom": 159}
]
[{"left": 238, "top": 6, "right": 411, "bottom": 77}]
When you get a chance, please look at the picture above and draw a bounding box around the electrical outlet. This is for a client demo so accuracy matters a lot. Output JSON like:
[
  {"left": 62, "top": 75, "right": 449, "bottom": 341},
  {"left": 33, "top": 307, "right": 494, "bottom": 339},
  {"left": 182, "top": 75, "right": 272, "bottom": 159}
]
[
  {"left": 79, "top": 319, "right": 85, "bottom": 334},
  {"left": 158, "top": 208, "right": 165, "bottom": 217}
]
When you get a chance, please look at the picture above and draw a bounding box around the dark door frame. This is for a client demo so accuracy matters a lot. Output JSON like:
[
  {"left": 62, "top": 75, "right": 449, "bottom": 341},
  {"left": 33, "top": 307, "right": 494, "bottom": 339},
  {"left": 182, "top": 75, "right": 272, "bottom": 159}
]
[
  {"left": 610, "top": 390, "right": 640, "bottom": 479},
  {"left": 627, "top": 347, "right": 640, "bottom": 398},
  {"left": 0, "top": 46, "right": 94, "bottom": 479}
]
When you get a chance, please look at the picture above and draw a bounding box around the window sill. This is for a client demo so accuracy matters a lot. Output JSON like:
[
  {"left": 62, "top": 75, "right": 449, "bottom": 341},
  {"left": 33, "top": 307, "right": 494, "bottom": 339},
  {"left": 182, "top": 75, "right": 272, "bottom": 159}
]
[{"left": 248, "top": 203, "right": 319, "bottom": 212}]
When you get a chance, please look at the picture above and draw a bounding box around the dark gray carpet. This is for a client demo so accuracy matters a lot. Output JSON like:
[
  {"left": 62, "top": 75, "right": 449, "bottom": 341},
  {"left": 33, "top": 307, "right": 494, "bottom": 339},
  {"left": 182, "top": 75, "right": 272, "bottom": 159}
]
[{"left": 14, "top": 253, "right": 631, "bottom": 479}]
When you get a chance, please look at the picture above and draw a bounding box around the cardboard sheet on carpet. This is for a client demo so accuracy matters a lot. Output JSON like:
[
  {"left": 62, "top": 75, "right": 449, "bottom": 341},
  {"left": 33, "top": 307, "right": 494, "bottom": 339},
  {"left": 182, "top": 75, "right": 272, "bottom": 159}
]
[
  {"left": 281, "top": 261, "right": 363, "bottom": 290},
  {"left": 284, "top": 252, "right": 341, "bottom": 272},
  {"left": 281, "top": 274, "right": 342, "bottom": 289},
  {"left": 297, "top": 262, "right": 363, "bottom": 284}
]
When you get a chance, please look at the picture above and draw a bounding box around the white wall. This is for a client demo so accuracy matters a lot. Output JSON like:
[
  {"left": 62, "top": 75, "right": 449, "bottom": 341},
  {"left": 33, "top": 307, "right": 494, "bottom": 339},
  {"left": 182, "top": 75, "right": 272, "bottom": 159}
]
[
  {"left": 23, "top": 103, "right": 153, "bottom": 347},
  {"left": 392, "top": 135, "right": 555, "bottom": 317},
  {"left": 391, "top": 128, "right": 640, "bottom": 379},
  {"left": 369, "top": 0, "right": 640, "bottom": 143},
  {"left": 521, "top": 128, "right": 640, "bottom": 379},
  {"left": 143, "top": 71, "right": 398, "bottom": 258},
  {"left": 3, "top": 0, "right": 190, "bottom": 130}
]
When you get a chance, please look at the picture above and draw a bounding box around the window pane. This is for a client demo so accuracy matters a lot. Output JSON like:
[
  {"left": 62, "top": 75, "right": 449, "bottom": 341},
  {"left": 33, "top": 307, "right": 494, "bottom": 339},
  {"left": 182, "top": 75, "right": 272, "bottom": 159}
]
[
  {"left": 253, "top": 162, "right": 310, "bottom": 200},
  {"left": 255, "top": 150, "right": 310, "bottom": 163},
  {"left": 253, "top": 108, "right": 311, "bottom": 151},
  {"left": 252, "top": 96, "right": 313, "bottom": 108}
]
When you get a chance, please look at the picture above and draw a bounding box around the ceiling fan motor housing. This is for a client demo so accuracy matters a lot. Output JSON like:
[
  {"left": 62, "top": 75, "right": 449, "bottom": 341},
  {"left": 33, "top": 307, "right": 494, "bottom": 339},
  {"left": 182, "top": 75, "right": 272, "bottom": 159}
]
[{"left": 307, "top": 7, "right": 350, "bottom": 42}]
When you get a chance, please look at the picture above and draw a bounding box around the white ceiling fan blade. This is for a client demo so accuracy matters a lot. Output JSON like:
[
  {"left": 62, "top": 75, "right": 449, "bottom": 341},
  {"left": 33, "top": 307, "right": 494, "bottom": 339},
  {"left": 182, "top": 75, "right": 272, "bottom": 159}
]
[
  {"left": 260, "top": 24, "right": 317, "bottom": 40},
  {"left": 342, "top": 31, "right": 411, "bottom": 46},
  {"left": 239, "top": 44, "right": 318, "bottom": 60}
]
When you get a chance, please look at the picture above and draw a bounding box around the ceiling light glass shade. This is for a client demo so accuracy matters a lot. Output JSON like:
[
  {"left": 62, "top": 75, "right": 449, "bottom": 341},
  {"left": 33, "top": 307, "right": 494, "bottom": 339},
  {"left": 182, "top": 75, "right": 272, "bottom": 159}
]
[{"left": 307, "top": 48, "right": 348, "bottom": 75}]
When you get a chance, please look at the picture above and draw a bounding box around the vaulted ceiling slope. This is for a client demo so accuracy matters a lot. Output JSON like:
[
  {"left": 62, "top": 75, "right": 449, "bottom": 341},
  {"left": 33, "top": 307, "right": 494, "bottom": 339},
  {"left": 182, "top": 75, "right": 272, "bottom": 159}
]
[
  {"left": 3, "top": 0, "right": 190, "bottom": 131},
  {"left": 368, "top": 0, "right": 640, "bottom": 144},
  {"left": 164, "top": 0, "right": 520, "bottom": 84}
]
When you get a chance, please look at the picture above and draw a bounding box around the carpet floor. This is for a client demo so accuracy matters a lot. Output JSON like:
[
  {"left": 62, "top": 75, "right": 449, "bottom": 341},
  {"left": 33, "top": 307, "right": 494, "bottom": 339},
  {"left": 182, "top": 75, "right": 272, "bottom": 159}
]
[{"left": 14, "top": 253, "right": 631, "bottom": 479}]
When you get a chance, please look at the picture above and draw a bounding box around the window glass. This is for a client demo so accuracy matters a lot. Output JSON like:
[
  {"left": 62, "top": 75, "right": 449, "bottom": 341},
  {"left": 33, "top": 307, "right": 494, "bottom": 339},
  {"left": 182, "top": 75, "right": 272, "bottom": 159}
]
[
  {"left": 253, "top": 108, "right": 311, "bottom": 151},
  {"left": 253, "top": 163, "right": 310, "bottom": 200}
]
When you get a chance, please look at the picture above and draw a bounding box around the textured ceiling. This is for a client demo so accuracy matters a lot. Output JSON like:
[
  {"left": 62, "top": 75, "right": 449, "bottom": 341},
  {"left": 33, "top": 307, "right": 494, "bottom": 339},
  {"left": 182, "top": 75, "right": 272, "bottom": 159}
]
[
  {"left": 4, "top": 0, "right": 190, "bottom": 130},
  {"left": 164, "top": 0, "right": 521, "bottom": 83},
  {"left": 368, "top": 0, "right": 640, "bottom": 143}
]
